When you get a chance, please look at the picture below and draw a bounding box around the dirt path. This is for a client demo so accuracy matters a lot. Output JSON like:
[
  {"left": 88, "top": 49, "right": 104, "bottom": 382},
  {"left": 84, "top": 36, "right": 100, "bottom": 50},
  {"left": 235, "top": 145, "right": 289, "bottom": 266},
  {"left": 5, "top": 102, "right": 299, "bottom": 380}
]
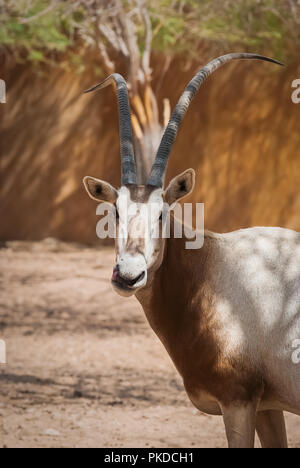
[{"left": 0, "top": 240, "right": 299, "bottom": 448}]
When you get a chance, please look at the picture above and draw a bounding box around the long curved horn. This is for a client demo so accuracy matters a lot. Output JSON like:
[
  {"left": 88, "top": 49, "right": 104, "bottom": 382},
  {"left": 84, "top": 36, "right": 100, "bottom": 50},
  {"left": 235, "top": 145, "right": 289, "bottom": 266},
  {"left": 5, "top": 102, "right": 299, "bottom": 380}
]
[
  {"left": 84, "top": 73, "right": 137, "bottom": 186},
  {"left": 147, "top": 53, "right": 284, "bottom": 187}
]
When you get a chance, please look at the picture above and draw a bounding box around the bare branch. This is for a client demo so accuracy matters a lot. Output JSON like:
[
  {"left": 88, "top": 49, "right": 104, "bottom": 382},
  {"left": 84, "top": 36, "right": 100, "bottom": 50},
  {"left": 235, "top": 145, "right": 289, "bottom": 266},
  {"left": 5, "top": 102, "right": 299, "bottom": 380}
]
[
  {"left": 138, "top": 0, "right": 152, "bottom": 81},
  {"left": 155, "top": 55, "right": 172, "bottom": 96},
  {"left": 115, "top": 0, "right": 142, "bottom": 93},
  {"left": 97, "top": 40, "right": 116, "bottom": 75},
  {"left": 111, "top": 16, "right": 130, "bottom": 57},
  {"left": 132, "top": 113, "right": 143, "bottom": 139},
  {"left": 163, "top": 98, "right": 171, "bottom": 128},
  {"left": 99, "top": 23, "right": 122, "bottom": 53},
  {"left": 287, "top": 0, "right": 300, "bottom": 25},
  {"left": 91, "top": 4, "right": 116, "bottom": 75},
  {"left": 131, "top": 94, "right": 148, "bottom": 129},
  {"left": 19, "top": 1, "right": 57, "bottom": 24},
  {"left": 145, "top": 85, "right": 159, "bottom": 128}
]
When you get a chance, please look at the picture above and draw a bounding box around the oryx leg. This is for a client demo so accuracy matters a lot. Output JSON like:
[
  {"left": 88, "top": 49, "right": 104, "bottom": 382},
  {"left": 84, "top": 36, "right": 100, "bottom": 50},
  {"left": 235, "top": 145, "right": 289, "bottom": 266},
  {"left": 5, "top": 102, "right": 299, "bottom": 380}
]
[
  {"left": 221, "top": 402, "right": 258, "bottom": 448},
  {"left": 256, "top": 410, "right": 288, "bottom": 448}
]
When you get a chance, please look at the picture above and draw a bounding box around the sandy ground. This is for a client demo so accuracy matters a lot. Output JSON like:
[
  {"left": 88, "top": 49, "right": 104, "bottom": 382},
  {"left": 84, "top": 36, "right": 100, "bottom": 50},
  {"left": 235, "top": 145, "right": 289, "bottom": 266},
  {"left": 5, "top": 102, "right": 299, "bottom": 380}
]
[{"left": 0, "top": 239, "right": 299, "bottom": 449}]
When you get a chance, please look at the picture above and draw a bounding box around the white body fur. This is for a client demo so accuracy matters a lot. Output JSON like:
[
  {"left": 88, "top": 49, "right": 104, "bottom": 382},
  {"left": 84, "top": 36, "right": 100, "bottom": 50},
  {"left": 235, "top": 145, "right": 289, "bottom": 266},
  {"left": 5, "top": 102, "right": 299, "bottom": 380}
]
[{"left": 202, "top": 227, "right": 300, "bottom": 415}]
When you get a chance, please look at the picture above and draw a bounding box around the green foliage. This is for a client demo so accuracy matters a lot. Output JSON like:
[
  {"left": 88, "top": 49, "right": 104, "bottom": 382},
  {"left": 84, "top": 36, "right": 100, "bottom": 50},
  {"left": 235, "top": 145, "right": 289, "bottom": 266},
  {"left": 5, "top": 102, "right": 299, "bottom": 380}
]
[
  {"left": 151, "top": 15, "right": 186, "bottom": 52},
  {"left": 149, "top": 0, "right": 299, "bottom": 61},
  {"left": 198, "top": 1, "right": 287, "bottom": 56},
  {"left": 0, "top": 0, "right": 74, "bottom": 63},
  {"left": 0, "top": 0, "right": 299, "bottom": 67}
]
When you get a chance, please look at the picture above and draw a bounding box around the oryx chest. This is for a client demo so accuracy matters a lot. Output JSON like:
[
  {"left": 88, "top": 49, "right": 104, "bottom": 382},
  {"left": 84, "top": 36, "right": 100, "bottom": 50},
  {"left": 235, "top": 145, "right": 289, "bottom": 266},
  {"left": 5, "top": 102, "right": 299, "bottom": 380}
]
[{"left": 141, "top": 294, "right": 263, "bottom": 407}]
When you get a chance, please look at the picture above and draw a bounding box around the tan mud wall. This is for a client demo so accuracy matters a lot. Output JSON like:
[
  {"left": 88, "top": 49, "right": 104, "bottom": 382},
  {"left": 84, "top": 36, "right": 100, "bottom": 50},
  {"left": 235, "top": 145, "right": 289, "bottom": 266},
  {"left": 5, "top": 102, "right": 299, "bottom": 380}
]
[{"left": 0, "top": 52, "right": 299, "bottom": 243}]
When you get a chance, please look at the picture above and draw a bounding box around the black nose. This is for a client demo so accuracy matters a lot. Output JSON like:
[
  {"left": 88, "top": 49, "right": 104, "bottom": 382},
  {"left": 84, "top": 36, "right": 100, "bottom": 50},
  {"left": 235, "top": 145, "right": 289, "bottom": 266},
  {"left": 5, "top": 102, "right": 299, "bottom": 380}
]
[{"left": 112, "top": 266, "right": 145, "bottom": 288}]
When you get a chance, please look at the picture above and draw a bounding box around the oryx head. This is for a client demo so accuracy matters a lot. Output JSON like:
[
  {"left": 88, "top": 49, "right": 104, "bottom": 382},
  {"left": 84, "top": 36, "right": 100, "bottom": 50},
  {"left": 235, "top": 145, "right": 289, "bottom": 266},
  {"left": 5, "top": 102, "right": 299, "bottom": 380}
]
[{"left": 83, "top": 54, "right": 282, "bottom": 296}]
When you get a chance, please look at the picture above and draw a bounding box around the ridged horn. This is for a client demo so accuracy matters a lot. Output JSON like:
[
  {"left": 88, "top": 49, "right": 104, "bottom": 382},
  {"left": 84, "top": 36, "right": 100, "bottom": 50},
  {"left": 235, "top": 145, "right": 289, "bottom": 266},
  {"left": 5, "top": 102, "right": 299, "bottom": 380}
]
[
  {"left": 84, "top": 73, "right": 137, "bottom": 186},
  {"left": 147, "top": 53, "right": 284, "bottom": 187}
]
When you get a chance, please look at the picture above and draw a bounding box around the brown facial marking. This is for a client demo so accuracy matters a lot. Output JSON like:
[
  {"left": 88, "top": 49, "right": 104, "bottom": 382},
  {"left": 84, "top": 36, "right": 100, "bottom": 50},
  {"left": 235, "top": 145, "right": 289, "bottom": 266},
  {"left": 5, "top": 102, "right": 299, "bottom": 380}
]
[
  {"left": 115, "top": 185, "right": 160, "bottom": 259},
  {"left": 126, "top": 216, "right": 146, "bottom": 255},
  {"left": 124, "top": 185, "right": 161, "bottom": 256},
  {"left": 125, "top": 185, "right": 158, "bottom": 204}
]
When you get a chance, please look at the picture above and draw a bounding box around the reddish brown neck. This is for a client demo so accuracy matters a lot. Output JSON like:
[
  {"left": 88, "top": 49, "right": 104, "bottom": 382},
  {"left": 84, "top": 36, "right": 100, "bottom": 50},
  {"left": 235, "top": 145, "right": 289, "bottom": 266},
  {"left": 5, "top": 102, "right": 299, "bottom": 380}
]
[{"left": 136, "top": 221, "right": 213, "bottom": 372}]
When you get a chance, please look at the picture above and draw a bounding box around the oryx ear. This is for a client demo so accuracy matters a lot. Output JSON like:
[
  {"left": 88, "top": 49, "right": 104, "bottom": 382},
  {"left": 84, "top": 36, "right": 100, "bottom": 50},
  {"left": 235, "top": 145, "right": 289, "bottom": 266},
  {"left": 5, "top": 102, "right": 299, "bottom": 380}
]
[
  {"left": 83, "top": 177, "right": 118, "bottom": 204},
  {"left": 164, "top": 169, "right": 195, "bottom": 205}
]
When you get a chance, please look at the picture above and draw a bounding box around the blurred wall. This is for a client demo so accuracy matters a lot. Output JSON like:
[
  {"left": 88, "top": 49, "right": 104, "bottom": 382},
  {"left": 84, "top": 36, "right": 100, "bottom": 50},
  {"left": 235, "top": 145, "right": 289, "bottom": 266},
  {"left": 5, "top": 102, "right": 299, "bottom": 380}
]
[{"left": 0, "top": 50, "right": 299, "bottom": 243}]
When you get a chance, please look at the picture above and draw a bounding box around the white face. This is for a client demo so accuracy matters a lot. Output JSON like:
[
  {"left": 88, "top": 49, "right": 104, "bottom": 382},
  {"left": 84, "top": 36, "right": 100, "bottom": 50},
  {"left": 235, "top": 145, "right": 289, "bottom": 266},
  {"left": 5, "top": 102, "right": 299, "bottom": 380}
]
[
  {"left": 112, "top": 186, "right": 165, "bottom": 297},
  {"left": 83, "top": 168, "right": 195, "bottom": 297}
]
